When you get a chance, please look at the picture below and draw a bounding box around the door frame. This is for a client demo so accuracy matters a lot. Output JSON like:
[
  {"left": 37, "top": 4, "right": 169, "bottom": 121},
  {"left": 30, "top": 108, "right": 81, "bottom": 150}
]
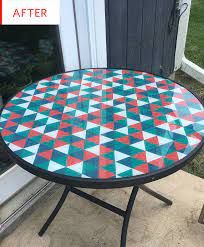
[{"left": 0, "top": 0, "right": 107, "bottom": 206}]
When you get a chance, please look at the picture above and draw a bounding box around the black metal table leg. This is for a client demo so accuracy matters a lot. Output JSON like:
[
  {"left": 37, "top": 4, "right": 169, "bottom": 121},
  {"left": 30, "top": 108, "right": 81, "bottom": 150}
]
[
  {"left": 120, "top": 186, "right": 139, "bottom": 247},
  {"left": 140, "top": 185, "right": 173, "bottom": 205},
  {"left": 38, "top": 186, "right": 70, "bottom": 236}
]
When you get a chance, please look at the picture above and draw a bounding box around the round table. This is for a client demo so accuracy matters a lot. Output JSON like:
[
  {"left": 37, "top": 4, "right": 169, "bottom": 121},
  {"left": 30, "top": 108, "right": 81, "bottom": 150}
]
[{"left": 1, "top": 68, "right": 204, "bottom": 247}]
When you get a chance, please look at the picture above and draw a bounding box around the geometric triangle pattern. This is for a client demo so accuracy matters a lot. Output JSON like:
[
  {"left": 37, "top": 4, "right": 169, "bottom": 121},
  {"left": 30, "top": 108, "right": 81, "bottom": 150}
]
[{"left": 0, "top": 69, "right": 204, "bottom": 179}]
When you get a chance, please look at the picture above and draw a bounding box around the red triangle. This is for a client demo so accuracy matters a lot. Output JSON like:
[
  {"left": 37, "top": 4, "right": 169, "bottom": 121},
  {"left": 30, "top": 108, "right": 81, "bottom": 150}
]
[
  {"left": 166, "top": 152, "right": 179, "bottom": 161},
  {"left": 131, "top": 131, "right": 143, "bottom": 139},
  {"left": 130, "top": 123, "right": 142, "bottom": 131},
  {"left": 174, "top": 142, "right": 187, "bottom": 151},
  {"left": 100, "top": 145, "right": 112, "bottom": 154},
  {"left": 103, "top": 122, "right": 114, "bottom": 130},
  {"left": 134, "top": 164, "right": 149, "bottom": 173},
  {"left": 57, "top": 130, "right": 70, "bottom": 138},
  {"left": 146, "top": 136, "right": 159, "bottom": 145},
  {"left": 72, "top": 126, "right": 84, "bottom": 134},
  {"left": 99, "top": 168, "right": 115, "bottom": 179},
  {"left": 28, "top": 130, "right": 41, "bottom": 138},
  {"left": 150, "top": 158, "right": 165, "bottom": 168},
  {"left": 72, "top": 140, "right": 85, "bottom": 149},
  {"left": 67, "top": 156, "right": 81, "bottom": 166},
  {"left": 5, "top": 121, "right": 18, "bottom": 128},
  {"left": 38, "top": 150, "right": 53, "bottom": 160},
  {"left": 88, "top": 136, "right": 100, "bottom": 145},
  {"left": 22, "top": 121, "right": 34, "bottom": 128},
  {"left": 9, "top": 113, "right": 22, "bottom": 120},
  {"left": 134, "top": 152, "right": 147, "bottom": 162},
  {"left": 54, "top": 139, "right": 68, "bottom": 148},
  {"left": 41, "top": 135, "right": 54, "bottom": 143},
  {"left": 13, "top": 139, "right": 27, "bottom": 148},
  {"left": 1, "top": 129, "right": 13, "bottom": 136},
  {"left": 84, "top": 150, "right": 97, "bottom": 161},
  {"left": 116, "top": 136, "right": 130, "bottom": 144},
  {"left": 99, "top": 156, "right": 113, "bottom": 166}
]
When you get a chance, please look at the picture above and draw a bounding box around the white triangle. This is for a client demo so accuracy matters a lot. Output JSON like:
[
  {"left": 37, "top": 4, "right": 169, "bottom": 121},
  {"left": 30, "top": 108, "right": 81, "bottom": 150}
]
[
  {"left": 48, "top": 161, "right": 65, "bottom": 172},
  {"left": 127, "top": 118, "right": 139, "bottom": 126},
  {"left": 24, "top": 89, "right": 35, "bottom": 96},
  {"left": 86, "top": 121, "right": 99, "bottom": 129},
  {"left": 114, "top": 151, "right": 129, "bottom": 161},
  {"left": 48, "top": 90, "right": 58, "bottom": 96},
  {"left": 86, "top": 145, "right": 100, "bottom": 155},
  {"left": 172, "top": 97, "right": 184, "bottom": 103},
  {"left": 100, "top": 135, "right": 112, "bottom": 144},
  {"left": 24, "top": 155, "right": 36, "bottom": 164},
  {"left": 116, "top": 163, "right": 131, "bottom": 175},
  {"left": 25, "top": 144, "right": 40, "bottom": 153},
  {"left": 154, "top": 77, "right": 164, "bottom": 82},
  {"left": 18, "top": 102, "right": 30, "bottom": 108},
  {"left": 164, "top": 104, "right": 177, "bottom": 111},
  {"left": 116, "top": 103, "right": 126, "bottom": 110},
  {"left": 113, "top": 94, "right": 122, "bottom": 100},
  {"left": 126, "top": 94, "right": 137, "bottom": 100},
  {"left": 157, "top": 123, "right": 171, "bottom": 131},
  {"left": 63, "top": 106, "right": 74, "bottom": 113},
  {"left": 46, "top": 130, "right": 58, "bottom": 138},
  {"left": 100, "top": 126, "right": 111, "bottom": 134},
  {"left": 142, "top": 131, "right": 156, "bottom": 140},
  {"left": 131, "top": 141, "right": 146, "bottom": 151},
  {"left": 148, "top": 97, "right": 158, "bottom": 103},
  {"left": 47, "top": 117, "right": 60, "bottom": 125},
  {"left": 16, "top": 125, "right": 30, "bottom": 133},
  {"left": 69, "top": 162, "right": 84, "bottom": 174},
  {"left": 55, "top": 144, "right": 70, "bottom": 154},
  {"left": 135, "top": 75, "right": 145, "bottom": 80},
  {"left": 124, "top": 84, "right": 133, "bottom": 90},
  {"left": 187, "top": 136, "right": 200, "bottom": 146},
  {"left": 42, "top": 102, "right": 54, "bottom": 109},
  {"left": 145, "top": 152, "right": 161, "bottom": 162},
  {"left": 136, "top": 85, "right": 146, "bottom": 90},
  {"left": 188, "top": 107, "right": 202, "bottom": 114},
  {"left": 33, "top": 125, "right": 46, "bottom": 134},
  {"left": 140, "top": 115, "right": 152, "bottom": 122},
  {"left": 75, "top": 110, "right": 86, "bottom": 117},
  {"left": 74, "top": 130, "right": 87, "bottom": 139},
  {"left": 180, "top": 119, "right": 194, "bottom": 127},
  {"left": 24, "top": 109, "right": 36, "bottom": 116},
  {"left": 157, "top": 136, "right": 172, "bottom": 145},
  {"left": 117, "top": 126, "right": 129, "bottom": 135},
  {"left": 116, "top": 111, "right": 127, "bottom": 118},
  {"left": 172, "top": 127, "right": 186, "bottom": 136},
  {"left": 52, "top": 79, "right": 61, "bottom": 84},
  {"left": 34, "top": 93, "right": 45, "bottom": 99},
  {"left": 137, "top": 100, "right": 148, "bottom": 106},
  {"left": 132, "top": 169, "right": 144, "bottom": 176},
  {"left": 36, "top": 113, "right": 48, "bottom": 120},
  {"left": 8, "top": 143, "right": 22, "bottom": 151},
  {"left": 158, "top": 88, "right": 168, "bottom": 93},
  {"left": 177, "top": 152, "right": 186, "bottom": 160}
]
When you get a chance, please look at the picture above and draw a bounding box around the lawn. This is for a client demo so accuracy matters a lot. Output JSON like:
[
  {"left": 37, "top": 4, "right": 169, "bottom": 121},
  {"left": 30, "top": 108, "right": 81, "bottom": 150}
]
[
  {"left": 182, "top": 0, "right": 204, "bottom": 178},
  {"left": 185, "top": 0, "right": 204, "bottom": 68}
]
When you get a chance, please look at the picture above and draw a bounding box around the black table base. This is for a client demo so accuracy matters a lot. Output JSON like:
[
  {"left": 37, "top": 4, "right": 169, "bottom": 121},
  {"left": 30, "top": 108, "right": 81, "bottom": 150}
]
[{"left": 38, "top": 185, "right": 172, "bottom": 247}]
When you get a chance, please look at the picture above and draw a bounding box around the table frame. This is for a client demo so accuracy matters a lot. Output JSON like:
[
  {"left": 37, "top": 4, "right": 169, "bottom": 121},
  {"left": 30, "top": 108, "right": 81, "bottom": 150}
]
[
  {"left": 1, "top": 68, "right": 204, "bottom": 246},
  {"left": 38, "top": 185, "right": 172, "bottom": 247}
]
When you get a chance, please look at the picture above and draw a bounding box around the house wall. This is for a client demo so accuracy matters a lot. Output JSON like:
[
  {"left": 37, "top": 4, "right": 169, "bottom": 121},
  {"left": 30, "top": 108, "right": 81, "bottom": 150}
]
[{"left": 105, "top": 0, "right": 180, "bottom": 77}]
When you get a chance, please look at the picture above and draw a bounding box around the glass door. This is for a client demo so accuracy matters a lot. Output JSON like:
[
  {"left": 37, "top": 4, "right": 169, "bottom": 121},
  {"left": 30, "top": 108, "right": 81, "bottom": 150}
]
[{"left": 0, "top": 25, "right": 64, "bottom": 204}]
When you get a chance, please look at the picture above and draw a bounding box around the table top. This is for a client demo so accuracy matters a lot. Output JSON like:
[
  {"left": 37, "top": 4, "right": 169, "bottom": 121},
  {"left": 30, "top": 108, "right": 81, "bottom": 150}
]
[{"left": 0, "top": 69, "right": 204, "bottom": 188}]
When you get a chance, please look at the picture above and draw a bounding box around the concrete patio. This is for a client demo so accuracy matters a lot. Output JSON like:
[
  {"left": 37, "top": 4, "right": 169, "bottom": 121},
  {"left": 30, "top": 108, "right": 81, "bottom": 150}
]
[{"left": 1, "top": 170, "right": 204, "bottom": 247}]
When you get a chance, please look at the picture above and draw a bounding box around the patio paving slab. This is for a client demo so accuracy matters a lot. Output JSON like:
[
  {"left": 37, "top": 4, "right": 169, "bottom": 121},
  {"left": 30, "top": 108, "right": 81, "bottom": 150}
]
[{"left": 1, "top": 170, "right": 204, "bottom": 247}]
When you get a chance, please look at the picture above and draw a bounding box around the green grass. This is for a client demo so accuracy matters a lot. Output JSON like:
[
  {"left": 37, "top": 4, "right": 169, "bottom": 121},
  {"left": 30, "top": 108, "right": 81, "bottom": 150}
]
[
  {"left": 185, "top": 0, "right": 204, "bottom": 68},
  {"left": 175, "top": 71, "right": 204, "bottom": 179}
]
